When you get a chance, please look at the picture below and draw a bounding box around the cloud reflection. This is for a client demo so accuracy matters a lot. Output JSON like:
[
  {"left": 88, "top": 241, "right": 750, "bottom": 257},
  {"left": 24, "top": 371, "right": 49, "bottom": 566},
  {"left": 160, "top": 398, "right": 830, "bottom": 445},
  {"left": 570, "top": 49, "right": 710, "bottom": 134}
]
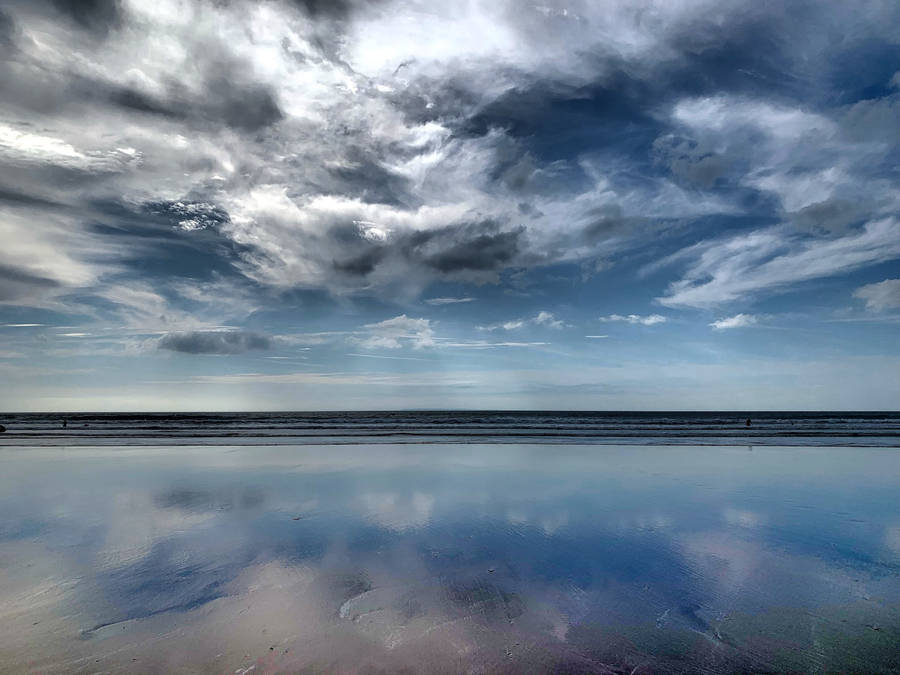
[{"left": 0, "top": 443, "right": 899, "bottom": 672}]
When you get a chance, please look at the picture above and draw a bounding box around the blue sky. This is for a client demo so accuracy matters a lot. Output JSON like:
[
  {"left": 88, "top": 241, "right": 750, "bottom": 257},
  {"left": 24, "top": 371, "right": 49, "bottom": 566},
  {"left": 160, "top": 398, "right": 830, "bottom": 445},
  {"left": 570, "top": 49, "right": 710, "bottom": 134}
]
[{"left": 0, "top": 0, "right": 899, "bottom": 411}]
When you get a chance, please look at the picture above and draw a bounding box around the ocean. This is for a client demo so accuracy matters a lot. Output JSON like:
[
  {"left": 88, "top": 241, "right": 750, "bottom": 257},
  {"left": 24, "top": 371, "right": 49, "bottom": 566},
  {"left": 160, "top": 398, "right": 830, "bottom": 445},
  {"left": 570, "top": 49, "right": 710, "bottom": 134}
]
[{"left": 1, "top": 410, "right": 899, "bottom": 446}]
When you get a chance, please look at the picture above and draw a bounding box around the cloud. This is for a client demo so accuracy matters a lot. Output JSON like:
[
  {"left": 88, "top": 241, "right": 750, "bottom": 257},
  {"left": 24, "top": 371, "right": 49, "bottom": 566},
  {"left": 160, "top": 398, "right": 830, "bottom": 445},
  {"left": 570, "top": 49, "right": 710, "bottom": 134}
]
[
  {"left": 355, "top": 314, "right": 435, "bottom": 350},
  {"left": 7, "top": 0, "right": 843, "bottom": 311},
  {"left": 533, "top": 311, "right": 565, "bottom": 329},
  {"left": 480, "top": 311, "right": 566, "bottom": 331},
  {"left": 0, "top": 263, "right": 61, "bottom": 303},
  {"left": 657, "top": 219, "right": 900, "bottom": 308},
  {"left": 854, "top": 278, "right": 900, "bottom": 311},
  {"left": 49, "top": 0, "right": 122, "bottom": 35},
  {"left": 157, "top": 330, "right": 272, "bottom": 355},
  {"left": 145, "top": 200, "right": 230, "bottom": 232},
  {"left": 710, "top": 313, "right": 758, "bottom": 330},
  {"left": 599, "top": 314, "right": 667, "bottom": 326},
  {"left": 2, "top": 0, "right": 900, "bottom": 414},
  {"left": 407, "top": 223, "right": 524, "bottom": 275},
  {"left": 439, "top": 341, "right": 549, "bottom": 349}
]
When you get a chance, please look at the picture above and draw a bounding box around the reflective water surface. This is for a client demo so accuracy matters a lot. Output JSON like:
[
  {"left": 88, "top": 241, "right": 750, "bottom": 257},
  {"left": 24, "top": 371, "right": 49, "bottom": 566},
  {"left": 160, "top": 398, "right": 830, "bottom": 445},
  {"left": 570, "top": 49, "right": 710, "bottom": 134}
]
[{"left": 1, "top": 444, "right": 899, "bottom": 673}]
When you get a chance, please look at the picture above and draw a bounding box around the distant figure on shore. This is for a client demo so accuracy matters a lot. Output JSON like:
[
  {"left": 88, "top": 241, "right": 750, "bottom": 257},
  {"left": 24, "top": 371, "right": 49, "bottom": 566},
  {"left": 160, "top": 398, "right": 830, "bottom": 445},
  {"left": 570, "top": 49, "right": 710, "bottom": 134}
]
[
  {"left": 62, "top": 419, "right": 67, "bottom": 428},
  {"left": 746, "top": 418, "right": 751, "bottom": 427},
  {"left": 0, "top": 424, "right": 5, "bottom": 433}
]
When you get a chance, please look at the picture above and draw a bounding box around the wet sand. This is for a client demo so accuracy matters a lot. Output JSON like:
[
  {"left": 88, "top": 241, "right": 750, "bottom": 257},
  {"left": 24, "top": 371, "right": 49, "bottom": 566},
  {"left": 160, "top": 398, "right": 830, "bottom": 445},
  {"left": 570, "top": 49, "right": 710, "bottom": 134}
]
[{"left": 1, "top": 443, "right": 899, "bottom": 673}]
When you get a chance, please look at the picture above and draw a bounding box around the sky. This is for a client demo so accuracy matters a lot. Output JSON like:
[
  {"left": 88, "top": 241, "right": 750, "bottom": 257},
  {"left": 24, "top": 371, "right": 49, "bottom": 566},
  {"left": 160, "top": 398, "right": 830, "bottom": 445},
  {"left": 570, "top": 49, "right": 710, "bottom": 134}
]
[{"left": 0, "top": 0, "right": 899, "bottom": 411}]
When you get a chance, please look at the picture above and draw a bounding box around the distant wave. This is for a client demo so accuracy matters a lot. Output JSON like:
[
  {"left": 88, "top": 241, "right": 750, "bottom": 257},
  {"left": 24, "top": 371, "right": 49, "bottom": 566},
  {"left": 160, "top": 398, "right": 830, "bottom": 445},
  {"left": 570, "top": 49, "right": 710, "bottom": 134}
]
[{"left": 1, "top": 411, "right": 898, "bottom": 447}]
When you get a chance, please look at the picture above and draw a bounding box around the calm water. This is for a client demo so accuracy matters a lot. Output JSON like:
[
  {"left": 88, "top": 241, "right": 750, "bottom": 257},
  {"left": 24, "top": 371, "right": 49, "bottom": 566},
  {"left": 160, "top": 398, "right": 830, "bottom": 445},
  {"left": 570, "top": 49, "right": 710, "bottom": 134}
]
[
  {"left": 1, "top": 443, "right": 899, "bottom": 673},
  {"left": 2, "top": 411, "right": 900, "bottom": 446}
]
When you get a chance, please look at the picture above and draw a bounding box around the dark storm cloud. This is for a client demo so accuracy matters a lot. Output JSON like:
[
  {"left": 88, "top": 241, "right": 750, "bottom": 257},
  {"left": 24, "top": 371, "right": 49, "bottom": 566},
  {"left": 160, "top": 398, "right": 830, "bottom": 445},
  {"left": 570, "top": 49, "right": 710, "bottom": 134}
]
[
  {"left": 580, "top": 204, "right": 630, "bottom": 241},
  {"left": 0, "top": 185, "right": 64, "bottom": 210},
  {"left": 208, "top": 79, "right": 283, "bottom": 132},
  {"left": 157, "top": 331, "right": 272, "bottom": 355},
  {"left": 322, "top": 220, "right": 526, "bottom": 280},
  {"left": 333, "top": 248, "right": 386, "bottom": 276},
  {"left": 0, "top": 265, "right": 61, "bottom": 303},
  {"left": 325, "top": 149, "right": 413, "bottom": 206},
  {"left": 290, "top": 0, "right": 373, "bottom": 20},
  {"left": 0, "top": 9, "right": 16, "bottom": 50},
  {"left": 100, "top": 77, "right": 283, "bottom": 132},
  {"left": 50, "top": 0, "right": 121, "bottom": 34},
  {"left": 404, "top": 222, "right": 525, "bottom": 274},
  {"left": 106, "top": 86, "right": 184, "bottom": 120}
]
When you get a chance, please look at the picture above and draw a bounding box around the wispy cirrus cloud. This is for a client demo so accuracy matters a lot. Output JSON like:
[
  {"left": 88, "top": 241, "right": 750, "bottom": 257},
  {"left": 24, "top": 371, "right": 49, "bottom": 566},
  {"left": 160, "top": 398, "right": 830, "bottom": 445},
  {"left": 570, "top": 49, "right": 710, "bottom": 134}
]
[
  {"left": 657, "top": 219, "right": 900, "bottom": 308},
  {"left": 424, "top": 297, "right": 475, "bottom": 306},
  {"left": 599, "top": 314, "right": 667, "bottom": 326},
  {"left": 480, "top": 311, "right": 566, "bottom": 331}
]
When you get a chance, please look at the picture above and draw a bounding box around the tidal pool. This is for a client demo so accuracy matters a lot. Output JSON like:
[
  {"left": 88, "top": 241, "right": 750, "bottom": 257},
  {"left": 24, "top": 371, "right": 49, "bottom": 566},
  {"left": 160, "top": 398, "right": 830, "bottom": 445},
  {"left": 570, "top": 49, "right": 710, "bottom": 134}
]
[{"left": 1, "top": 443, "right": 899, "bottom": 673}]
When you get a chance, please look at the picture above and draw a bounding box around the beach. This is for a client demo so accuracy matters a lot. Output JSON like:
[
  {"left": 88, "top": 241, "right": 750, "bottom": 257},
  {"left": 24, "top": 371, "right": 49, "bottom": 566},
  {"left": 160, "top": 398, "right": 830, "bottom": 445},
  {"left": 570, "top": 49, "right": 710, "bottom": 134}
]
[{"left": 1, "top": 432, "right": 899, "bottom": 673}]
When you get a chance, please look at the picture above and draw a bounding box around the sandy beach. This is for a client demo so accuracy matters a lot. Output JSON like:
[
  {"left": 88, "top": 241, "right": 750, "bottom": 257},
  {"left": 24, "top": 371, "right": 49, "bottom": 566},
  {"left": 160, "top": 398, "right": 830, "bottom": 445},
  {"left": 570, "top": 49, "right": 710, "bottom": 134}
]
[{"left": 2, "top": 441, "right": 899, "bottom": 673}]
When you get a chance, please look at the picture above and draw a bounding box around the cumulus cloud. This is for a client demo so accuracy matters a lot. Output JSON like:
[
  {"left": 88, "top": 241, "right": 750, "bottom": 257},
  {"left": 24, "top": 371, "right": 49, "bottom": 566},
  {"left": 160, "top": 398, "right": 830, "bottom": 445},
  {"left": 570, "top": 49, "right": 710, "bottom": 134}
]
[
  {"left": 854, "top": 278, "right": 900, "bottom": 311},
  {"left": 599, "top": 314, "right": 667, "bottom": 326},
  {"left": 157, "top": 330, "right": 272, "bottom": 355},
  {"left": 355, "top": 315, "right": 435, "bottom": 350},
  {"left": 710, "top": 313, "right": 758, "bottom": 330},
  {"left": 534, "top": 311, "right": 565, "bottom": 329}
]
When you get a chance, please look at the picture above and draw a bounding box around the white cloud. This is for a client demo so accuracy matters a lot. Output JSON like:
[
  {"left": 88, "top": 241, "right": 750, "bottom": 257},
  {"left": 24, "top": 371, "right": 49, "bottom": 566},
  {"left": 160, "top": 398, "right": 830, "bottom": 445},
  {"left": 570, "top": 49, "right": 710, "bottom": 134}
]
[
  {"left": 424, "top": 297, "right": 474, "bottom": 305},
  {"left": 437, "top": 340, "right": 549, "bottom": 349},
  {"left": 710, "top": 313, "right": 758, "bottom": 330},
  {"left": 668, "top": 96, "right": 856, "bottom": 215},
  {"left": 0, "top": 124, "right": 141, "bottom": 173},
  {"left": 854, "top": 278, "right": 900, "bottom": 311},
  {"left": 534, "top": 311, "right": 565, "bottom": 329},
  {"left": 0, "top": 0, "right": 775, "bottom": 312},
  {"left": 355, "top": 315, "right": 435, "bottom": 350},
  {"left": 658, "top": 219, "right": 900, "bottom": 308},
  {"left": 481, "top": 311, "right": 566, "bottom": 331},
  {"left": 599, "top": 314, "right": 667, "bottom": 325}
]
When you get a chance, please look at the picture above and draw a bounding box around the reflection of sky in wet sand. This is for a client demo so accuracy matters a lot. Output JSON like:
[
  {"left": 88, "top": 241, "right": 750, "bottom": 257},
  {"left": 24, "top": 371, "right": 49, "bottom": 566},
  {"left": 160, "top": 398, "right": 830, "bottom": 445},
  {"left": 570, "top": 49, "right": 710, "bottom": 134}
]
[{"left": 1, "top": 444, "right": 899, "bottom": 673}]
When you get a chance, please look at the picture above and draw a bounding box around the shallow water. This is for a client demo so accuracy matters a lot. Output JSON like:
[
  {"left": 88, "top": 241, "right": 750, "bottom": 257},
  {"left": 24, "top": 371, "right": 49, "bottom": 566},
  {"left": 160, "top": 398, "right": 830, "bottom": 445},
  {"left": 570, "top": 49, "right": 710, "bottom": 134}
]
[{"left": 1, "top": 443, "right": 899, "bottom": 673}]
